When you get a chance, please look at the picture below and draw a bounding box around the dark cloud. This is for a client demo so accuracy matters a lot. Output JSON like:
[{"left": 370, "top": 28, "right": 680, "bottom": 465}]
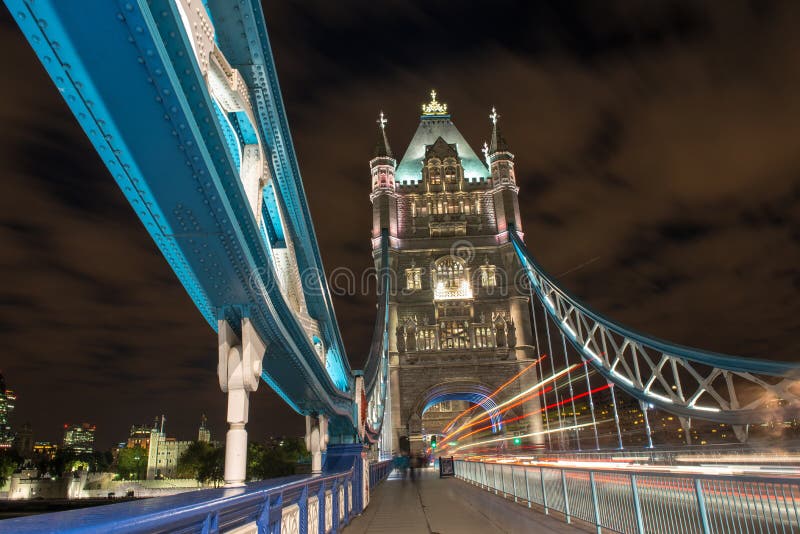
[{"left": 1, "top": 0, "right": 799, "bottom": 447}]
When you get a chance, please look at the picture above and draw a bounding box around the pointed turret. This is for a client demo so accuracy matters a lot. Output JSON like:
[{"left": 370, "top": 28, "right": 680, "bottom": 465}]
[
  {"left": 370, "top": 111, "right": 398, "bottom": 238},
  {"left": 487, "top": 107, "right": 521, "bottom": 233},
  {"left": 486, "top": 107, "right": 516, "bottom": 185},
  {"left": 370, "top": 111, "right": 397, "bottom": 191}
]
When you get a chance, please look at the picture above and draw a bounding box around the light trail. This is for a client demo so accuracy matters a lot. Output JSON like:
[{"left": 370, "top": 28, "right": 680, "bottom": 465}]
[
  {"left": 442, "top": 362, "right": 583, "bottom": 443},
  {"left": 440, "top": 387, "right": 553, "bottom": 446},
  {"left": 442, "top": 356, "right": 546, "bottom": 433},
  {"left": 450, "top": 420, "right": 611, "bottom": 453},
  {"left": 440, "top": 384, "right": 610, "bottom": 451}
]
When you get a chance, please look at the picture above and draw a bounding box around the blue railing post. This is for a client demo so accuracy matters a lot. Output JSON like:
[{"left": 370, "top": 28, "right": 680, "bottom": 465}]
[
  {"left": 630, "top": 474, "right": 645, "bottom": 534},
  {"left": 694, "top": 478, "right": 711, "bottom": 534},
  {"left": 561, "top": 469, "right": 571, "bottom": 524},
  {"left": 589, "top": 471, "right": 601, "bottom": 534},
  {"left": 525, "top": 466, "right": 532, "bottom": 508},
  {"left": 541, "top": 467, "right": 549, "bottom": 515},
  {"left": 331, "top": 480, "right": 340, "bottom": 533},
  {"left": 317, "top": 479, "right": 327, "bottom": 534},
  {"left": 298, "top": 485, "right": 309, "bottom": 534},
  {"left": 512, "top": 465, "right": 518, "bottom": 502}
]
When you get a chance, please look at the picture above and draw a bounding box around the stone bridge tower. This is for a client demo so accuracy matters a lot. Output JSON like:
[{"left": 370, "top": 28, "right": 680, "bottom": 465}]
[{"left": 370, "top": 92, "right": 544, "bottom": 455}]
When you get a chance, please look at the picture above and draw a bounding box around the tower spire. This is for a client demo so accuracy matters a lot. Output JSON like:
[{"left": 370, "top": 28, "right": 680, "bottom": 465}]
[
  {"left": 488, "top": 106, "right": 509, "bottom": 154},
  {"left": 374, "top": 111, "right": 393, "bottom": 158}
]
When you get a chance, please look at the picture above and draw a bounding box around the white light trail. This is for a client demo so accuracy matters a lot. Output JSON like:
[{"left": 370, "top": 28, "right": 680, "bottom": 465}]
[{"left": 451, "top": 420, "right": 610, "bottom": 453}]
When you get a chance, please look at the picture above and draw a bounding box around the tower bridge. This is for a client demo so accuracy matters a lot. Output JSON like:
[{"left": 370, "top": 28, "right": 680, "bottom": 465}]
[{"left": 2, "top": 0, "right": 800, "bottom": 532}]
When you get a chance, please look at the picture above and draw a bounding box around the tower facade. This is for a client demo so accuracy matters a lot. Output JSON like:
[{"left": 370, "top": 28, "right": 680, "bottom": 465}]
[{"left": 370, "top": 92, "right": 543, "bottom": 454}]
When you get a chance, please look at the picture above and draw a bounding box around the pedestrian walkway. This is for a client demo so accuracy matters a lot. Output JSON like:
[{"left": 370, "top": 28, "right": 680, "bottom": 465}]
[{"left": 345, "top": 468, "right": 585, "bottom": 534}]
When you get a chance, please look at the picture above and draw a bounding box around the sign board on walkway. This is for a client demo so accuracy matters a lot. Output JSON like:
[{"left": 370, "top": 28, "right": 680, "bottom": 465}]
[{"left": 439, "top": 457, "right": 455, "bottom": 478}]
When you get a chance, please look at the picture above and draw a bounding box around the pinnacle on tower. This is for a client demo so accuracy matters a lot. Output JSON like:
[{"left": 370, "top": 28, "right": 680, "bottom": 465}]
[
  {"left": 421, "top": 89, "right": 449, "bottom": 118},
  {"left": 374, "top": 111, "right": 393, "bottom": 158},
  {"left": 488, "top": 107, "right": 510, "bottom": 154}
]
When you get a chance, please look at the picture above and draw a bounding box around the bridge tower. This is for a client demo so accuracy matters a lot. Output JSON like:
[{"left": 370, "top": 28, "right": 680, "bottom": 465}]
[{"left": 370, "top": 92, "right": 544, "bottom": 455}]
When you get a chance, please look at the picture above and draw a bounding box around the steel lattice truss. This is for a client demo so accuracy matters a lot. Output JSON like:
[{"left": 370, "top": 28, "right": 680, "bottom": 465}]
[{"left": 510, "top": 230, "right": 800, "bottom": 425}]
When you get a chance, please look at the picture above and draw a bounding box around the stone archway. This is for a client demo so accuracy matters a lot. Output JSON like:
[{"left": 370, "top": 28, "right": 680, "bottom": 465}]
[{"left": 405, "top": 379, "right": 517, "bottom": 453}]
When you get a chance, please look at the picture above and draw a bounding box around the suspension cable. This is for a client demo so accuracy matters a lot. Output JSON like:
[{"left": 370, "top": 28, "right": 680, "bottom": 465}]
[{"left": 529, "top": 287, "right": 552, "bottom": 450}]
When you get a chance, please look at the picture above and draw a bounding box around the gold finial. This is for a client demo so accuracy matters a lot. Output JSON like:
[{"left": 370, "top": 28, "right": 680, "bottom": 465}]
[
  {"left": 422, "top": 89, "right": 448, "bottom": 116},
  {"left": 482, "top": 141, "right": 489, "bottom": 158},
  {"left": 377, "top": 111, "right": 387, "bottom": 130},
  {"left": 490, "top": 107, "right": 499, "bottom": 125}
]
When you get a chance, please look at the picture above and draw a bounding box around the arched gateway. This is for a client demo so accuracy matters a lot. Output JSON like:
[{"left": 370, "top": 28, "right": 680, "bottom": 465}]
[{"left": 370, "top": 92, "right": 544, "bottom": 454}]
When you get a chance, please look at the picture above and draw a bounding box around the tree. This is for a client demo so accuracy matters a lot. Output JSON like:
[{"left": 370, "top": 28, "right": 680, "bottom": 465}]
[
  {"left": 247, "top": 437, "right": 310, "bottom": 481},
  {"left": 197, "top": 447, "right": 224, "bottom": 487},
  {"left": 177, "top": 441, "right": 223, "bottom": 487},
  {"left": 88, "top": 450, "right": 113, "bottom": 473},
  {"left": 0, "top": 453, "right": 19, "bottom": 487},
  {"left": 116, "top": 447, "right": 148, "bottom": 480}
]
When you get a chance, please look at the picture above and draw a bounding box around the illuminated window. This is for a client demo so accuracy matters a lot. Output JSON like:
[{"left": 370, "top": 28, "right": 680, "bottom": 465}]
[
  {"left": 434, "top": 256, "right": 472, "bottom": 300},
  {"left": 429, "top": 401, "right": 454, "bottom": 413},
  {"left": 429, "top": 167, "right": 441, "bottom": 185},
  {"left": 440, "top": 321, "right": 470, "bottom": 349},
  {"left": 405, "top": 268, "right": 422, "bottom": 290},
  {"left": 474, "top": 326, "right": 495, "bottom": 349},
  {"left": 416, "top": 328, "right": 436, "bottom": 351},
  {"left": 480, "top": 264, "right": 497, "bottom": 288},
  {"left": 437, "top": 257, "right": 464, "bottom": 289},
  {"left": 444, "top": 166, "right": 456, "bottom": 183}
]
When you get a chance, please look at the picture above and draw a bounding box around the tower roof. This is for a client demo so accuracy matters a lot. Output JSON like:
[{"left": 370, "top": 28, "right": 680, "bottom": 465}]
[{"left": 396, "top": 93, "right": 488, "bottom": 183}]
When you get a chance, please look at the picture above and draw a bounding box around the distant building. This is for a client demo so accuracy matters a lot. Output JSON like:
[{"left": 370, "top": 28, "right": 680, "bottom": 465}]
[
  {"left": 145, "top": 416, "right": 191, "bottom": 479},
  {"left": 0, "top": 372, "right": 16, "bottom": 449},
  {"left": 198, "top": 414, "right": 211, "bottom": 443},
  {"left": 127, "top": 424, "right": 154, "bottom": 449},
  {"left": 13, "top": 421, "right": 33, "bottom": 458},
  {"left": 33, "top": 441, "right": 58, "bottom": 460},
  {"left": 62, "top": 423, "right": 96, "bottom": 454}
]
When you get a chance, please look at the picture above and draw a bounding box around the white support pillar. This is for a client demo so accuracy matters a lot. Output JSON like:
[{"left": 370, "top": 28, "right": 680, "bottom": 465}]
[
  {"left": 218, "top": 317, "right": 264, "bottom": 487},
  {"left": 305, "top": 414, "right": 329, "bottom": 475}
]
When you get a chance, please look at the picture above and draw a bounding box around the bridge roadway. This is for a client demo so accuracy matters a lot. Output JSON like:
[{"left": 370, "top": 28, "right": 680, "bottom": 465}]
[{"left": 345, "top": 468, "right": 583, "bottom": 534}]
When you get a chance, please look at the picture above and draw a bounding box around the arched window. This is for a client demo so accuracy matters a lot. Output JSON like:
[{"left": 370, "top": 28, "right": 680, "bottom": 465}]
[
  {"left": 433, "top": 256, "right": 472, "bottom": 300},
  {"left": 429, "top": 167, "right": 442, "bottom": 185},
  {"left": 436, "top": 257, "right": 464, "bottom": 289}
]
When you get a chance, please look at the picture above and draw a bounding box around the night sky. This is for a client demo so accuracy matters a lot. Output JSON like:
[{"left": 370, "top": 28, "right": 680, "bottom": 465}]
[{"left": 1, "top": 1, "right": 798, "bottom": 449}]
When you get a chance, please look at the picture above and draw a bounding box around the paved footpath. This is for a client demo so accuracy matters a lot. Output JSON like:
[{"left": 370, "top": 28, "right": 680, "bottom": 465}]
[{"left": 345, "top": 468, "right": 587, "bottom": 534}]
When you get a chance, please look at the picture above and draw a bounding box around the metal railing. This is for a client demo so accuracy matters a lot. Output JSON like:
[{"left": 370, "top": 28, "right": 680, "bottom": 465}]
[
  {"left": 370, "top": 459, "right": 394, "bottom": 489},
  {"left": 455, "top": 459, "right": 800, "bottom": 534},
  {"left": 0, "top": 460, "right": 395, "bottom": 533}
]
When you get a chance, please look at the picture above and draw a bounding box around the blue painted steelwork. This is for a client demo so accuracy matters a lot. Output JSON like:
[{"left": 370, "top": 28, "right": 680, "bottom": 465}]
[
  {"left": 509, "top": 227, "right": 800, "bottom": 424},
  {"left": 211, "top": 97, "right": 242, "bottom": 172},
  {"left": 206, "top": 0, "right": 354, "bottom": 387},
  {"left": 2, "top": 0, "right": 392, "bottom": 440}
]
